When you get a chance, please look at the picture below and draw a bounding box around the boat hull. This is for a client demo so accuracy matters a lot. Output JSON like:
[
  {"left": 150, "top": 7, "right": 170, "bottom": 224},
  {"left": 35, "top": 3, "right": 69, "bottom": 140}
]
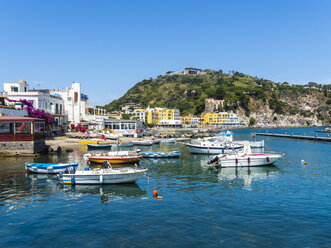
[
  {"left": 78, "top": 140, "right": 99, "bottom": 145},
  {"left": 234, "top": 140, "right": 264, "bottom": 148},
  {"left": 87, "top": 144, "right": 112, "bottom": 150},
  {"left": 25, "top": 163, "right": 78, "bottom": 174},
  {"left": 218, "top": 154, "right": 281, "bottom": 167},
  {"left": 62, "top": 169, "right": 147, "bottom": 185},
  {"left": 141, "top": 151, "right": 181, "bottom": 158},
  {"left": 131, "top": 141, "right": 153, "bottom": 146},
  {"left": 88, "top": 156, "right": 142, "bottom": 164},
  {"left": 186, "top": 143, "right": 243, "bottom": 154}
]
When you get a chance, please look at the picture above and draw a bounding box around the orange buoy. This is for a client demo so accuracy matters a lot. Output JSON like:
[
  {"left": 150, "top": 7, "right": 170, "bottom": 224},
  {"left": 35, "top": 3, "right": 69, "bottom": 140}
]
[{"left": 153, "top": 190, "right": 158, "bottom": 196}]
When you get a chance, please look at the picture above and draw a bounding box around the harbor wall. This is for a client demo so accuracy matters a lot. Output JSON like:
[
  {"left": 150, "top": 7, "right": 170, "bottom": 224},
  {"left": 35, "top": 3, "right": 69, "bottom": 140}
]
[{"left": 0, "top": 140, "right": 46, "bottom": 153}]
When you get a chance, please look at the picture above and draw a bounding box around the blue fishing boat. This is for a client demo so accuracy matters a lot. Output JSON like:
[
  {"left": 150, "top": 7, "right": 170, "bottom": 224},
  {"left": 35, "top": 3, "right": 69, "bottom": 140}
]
[
  {"left": 25, "top": 162, "right": 79, "bottom": 174},
  {"left": 140, "top": 150, "right": 182, "bottom": 158},
  {"left": 87, "top": 144, "right": 112, "bottom": 150}
]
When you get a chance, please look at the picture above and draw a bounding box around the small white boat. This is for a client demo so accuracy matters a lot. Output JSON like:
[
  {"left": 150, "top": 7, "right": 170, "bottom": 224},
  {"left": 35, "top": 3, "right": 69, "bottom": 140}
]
[
  {"left": 60, "top": 166, "right": 148, "bottom": 185},
  {"left": 207, "top": 145, "right": 282, "bottom": 168},
  {"left": 104, "top": 133, "right": 122, "bottom": 140},
  {"left": 152, "top": 139, "right": 161, "bottom": 144},
  {"left": 186, "top": 140, "right": 243, "bottom": 154},
  {"left": 25, "top": 162, "right": 78, "bottom": 174},
  {"left": 175, "top": 137, "right": 191, "bottom": 142},
  {"left": 140, "top": 150, "right": 181, "bottom": 158},
  {"left": 131, "top": 140, "right": 153, "bottom": 146},
  {"left": 233, "top": 140, "right": 265, "bottom": 148},
  {"left": 112, "top": 142, "right": 134, "bottom": 147},
  {"left": 160, "top": 138, "right": 176, "bottom": 143}
]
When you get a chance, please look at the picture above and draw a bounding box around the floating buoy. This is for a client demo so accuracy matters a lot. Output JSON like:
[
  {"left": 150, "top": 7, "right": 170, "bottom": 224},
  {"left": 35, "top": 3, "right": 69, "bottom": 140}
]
[
  {"left": 153, "top": 190, "right": 158, "bottom": 196},
  {"left": 157, "top": 196, "right": 163, "bottom": 200}
]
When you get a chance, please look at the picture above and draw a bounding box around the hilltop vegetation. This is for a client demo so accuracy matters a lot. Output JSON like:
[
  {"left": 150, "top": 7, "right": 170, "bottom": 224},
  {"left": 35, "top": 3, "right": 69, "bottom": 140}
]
[{"left": 105, "top": 69, "right": 331, "bottom": 125}]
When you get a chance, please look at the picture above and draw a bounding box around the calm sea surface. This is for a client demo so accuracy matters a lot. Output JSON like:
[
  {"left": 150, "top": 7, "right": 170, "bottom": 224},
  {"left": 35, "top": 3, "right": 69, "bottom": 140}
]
[{"left": 0, "top": 127, "right": 330, "bottom": 248}]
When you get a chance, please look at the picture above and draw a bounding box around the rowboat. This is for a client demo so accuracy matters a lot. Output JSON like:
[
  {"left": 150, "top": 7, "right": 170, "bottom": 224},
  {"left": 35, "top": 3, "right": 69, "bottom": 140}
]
[
  {"left": 87, "top": 144, "right": 112, "bottom": 150},
  {"left": 84, "top": 151, "right": 142, "bottom": 164},
  {"left": 60, "top": 167, "right": 148, "bottom": 185},
  {"left": 207, "top": 145, "right": 282, "bottom": 168},
  {"left": 140, "top": 150, "right": 182, "bottom": 158},
  {"left": 131, "top": 140, "right": 153, "bottom": 146},
  {"left": 25, "top": 162, "right": 78, "bottom": 174}
]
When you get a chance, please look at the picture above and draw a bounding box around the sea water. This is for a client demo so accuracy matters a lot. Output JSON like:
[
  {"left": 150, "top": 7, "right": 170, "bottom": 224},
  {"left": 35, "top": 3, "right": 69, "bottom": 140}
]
[{"left": 0, "top": 127, "right": 330, "bottom": 247}]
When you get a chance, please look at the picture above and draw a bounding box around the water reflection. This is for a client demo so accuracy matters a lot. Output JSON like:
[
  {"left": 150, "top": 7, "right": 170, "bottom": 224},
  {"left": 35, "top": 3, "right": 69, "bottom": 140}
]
[
  {"left": 217, "top": 166, "right": 281, "bottom": 190},
  {"left": 60, "top": 184, "right": 147, "bottom": 203}
]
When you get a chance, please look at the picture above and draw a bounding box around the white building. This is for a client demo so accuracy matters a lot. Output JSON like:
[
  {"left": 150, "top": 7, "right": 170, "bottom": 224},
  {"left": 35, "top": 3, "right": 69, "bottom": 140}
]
[
  {"left": 3, "top": 79, "right": 67, "bottom": 128},
  {"left": 50, "top": 82, "right": 107, "bottom": 127},
  {"left": 229, "top": 113, "right": 240, "bottom": 125},
  {"left": 2, "top": 80, "right": 107, "bottom": 131}
]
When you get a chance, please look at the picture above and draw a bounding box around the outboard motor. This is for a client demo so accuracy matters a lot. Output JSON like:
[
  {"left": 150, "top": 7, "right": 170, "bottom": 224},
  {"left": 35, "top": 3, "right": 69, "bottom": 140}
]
[
  {"left": 102, "top": 160, "right": 111, "bottom": 169},
  {"left": 207, "top": 156, "right": 219, "bottom": 164}
]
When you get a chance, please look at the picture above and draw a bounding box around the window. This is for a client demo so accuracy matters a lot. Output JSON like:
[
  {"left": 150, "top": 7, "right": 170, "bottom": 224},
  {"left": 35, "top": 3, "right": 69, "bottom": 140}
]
[
  {"left": 0, "top": 123, "right": 10, "bottom": 133},
  {"left": 15, "top": 122, "right": 32, "bottom": 134},
  {"left": 67, "top": 97, "right": 71, "bottom": 101},
  {"left": 11, "top": 86, "right": 18, "bottom": 92},
  {"left": 34, "top": 122, "right": 45, "bottom": 133}
]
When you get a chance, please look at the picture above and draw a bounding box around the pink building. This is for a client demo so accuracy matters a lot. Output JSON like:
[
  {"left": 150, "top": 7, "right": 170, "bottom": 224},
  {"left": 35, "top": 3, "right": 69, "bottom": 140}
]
[{"left": 205, "top": 98, "right": 224, "bottom": 112}]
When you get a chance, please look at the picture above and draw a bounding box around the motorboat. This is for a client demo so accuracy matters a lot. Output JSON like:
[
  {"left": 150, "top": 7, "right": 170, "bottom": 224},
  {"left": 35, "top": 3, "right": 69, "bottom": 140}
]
[
  {"left": 131, "top": 140, "right": 153, "bottom": 146},
  {"left": 111, "top": 142, "right": 134, "bottom": 147},
  {"left": 152, "top": 139, "right": 161, "bottom": 144},
  {"left": 84, "top": 151, "right": 142, "bottom": 164},
  {"left": 87, "top": 144, "right": 112, "bottom": 150},
  {"left": 211, "top": 131, "right": 264, "bottom": 148},
  {"left": 60, "top": 165, "right": 147, "bottom": 185},
  {"left": 175, "top": 137, "right": 191, "bottom": 142},
  {"left": 233, "top": 140, "right": 265, "bottom": 148},
  {"left": 207, "top": 145, "right": 282, "bottom": 168},
  {"left": 25, "top": 162, "right": 78, "bottom": 174},
  {"left": 140, "top": 150, "right": 181, "bottom": 158},
  {"left": 186, "top": 140, "right": 243, "bottom": 154},
  {"left": 103, "top": 133, "right": 122, "bottom": 140},
  {"left": 160, "top": 138, "right": 176, "bottom": 143}
]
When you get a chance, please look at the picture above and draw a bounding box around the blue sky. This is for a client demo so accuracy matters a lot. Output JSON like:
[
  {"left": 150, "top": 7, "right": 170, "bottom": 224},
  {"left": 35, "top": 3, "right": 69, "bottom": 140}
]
[{"left": 0, "top": 0, "right": 330, "bottom": 105}]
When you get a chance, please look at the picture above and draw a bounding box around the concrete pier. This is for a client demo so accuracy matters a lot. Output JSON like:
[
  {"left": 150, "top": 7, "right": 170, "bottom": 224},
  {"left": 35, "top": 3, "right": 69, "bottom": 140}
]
[{"left": 255, "top": 133, "right": 331, "bottom": 142}]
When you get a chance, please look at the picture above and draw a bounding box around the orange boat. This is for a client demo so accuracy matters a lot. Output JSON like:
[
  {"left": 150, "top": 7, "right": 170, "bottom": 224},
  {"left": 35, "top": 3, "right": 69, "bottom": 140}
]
[{"left": 84, "top": 151, "right": 142, "bottom": 164}]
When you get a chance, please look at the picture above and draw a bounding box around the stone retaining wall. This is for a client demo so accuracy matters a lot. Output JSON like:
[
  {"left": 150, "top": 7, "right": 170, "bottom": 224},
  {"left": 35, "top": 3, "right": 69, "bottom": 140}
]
[{"left": 0, "top": 140, "right": 46, "bottom": 153}]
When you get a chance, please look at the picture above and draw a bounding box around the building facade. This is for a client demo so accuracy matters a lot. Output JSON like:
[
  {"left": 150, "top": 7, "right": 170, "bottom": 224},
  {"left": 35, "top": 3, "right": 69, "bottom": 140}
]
[
  {"left": 146, "top": 107, "right": 181, "bottom": 126},
  {"left": 0, "top": 116, "right": 46, "bottom": 153},
  {"left": 181, "top": 115, "right": 200, "bottom": 126},
  {"left": 201, "top": 112, "right": 240, "bottom": 126},
  {"left": 205, "top": 98, "right": 224, "bottom": 113},
  {"left": 50, "top": 82, "right": 97, "bottom": 125},
  {"left": 3, "top": 79, "right": 67, "bottom": 132},
  {"left": 103, "top": 119, "right": 144, "bottom": 137}
]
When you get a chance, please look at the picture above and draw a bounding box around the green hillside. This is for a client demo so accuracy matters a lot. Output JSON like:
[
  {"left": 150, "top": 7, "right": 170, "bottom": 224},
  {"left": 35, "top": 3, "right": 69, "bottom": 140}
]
[{"left": 105, "top": 69, "right": 331, "bottom": 124}]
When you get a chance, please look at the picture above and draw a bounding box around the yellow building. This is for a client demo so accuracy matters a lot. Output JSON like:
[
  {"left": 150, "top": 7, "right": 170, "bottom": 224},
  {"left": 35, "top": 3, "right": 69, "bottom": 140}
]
[
  {"left": 201, "top": 112, "right": 231, "bottom": 125},
  {"left": 181, "top": 115, "right": 200, "bottom": 126},
  {"left": 146, "top": 108, "right": 180, "bottom": 125}
]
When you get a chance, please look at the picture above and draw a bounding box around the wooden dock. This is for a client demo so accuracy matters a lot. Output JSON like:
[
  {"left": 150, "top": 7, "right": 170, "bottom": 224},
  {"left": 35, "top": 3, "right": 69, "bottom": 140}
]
[{"left": 255, "top": 133, "right": 331, "bottom": 142}]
